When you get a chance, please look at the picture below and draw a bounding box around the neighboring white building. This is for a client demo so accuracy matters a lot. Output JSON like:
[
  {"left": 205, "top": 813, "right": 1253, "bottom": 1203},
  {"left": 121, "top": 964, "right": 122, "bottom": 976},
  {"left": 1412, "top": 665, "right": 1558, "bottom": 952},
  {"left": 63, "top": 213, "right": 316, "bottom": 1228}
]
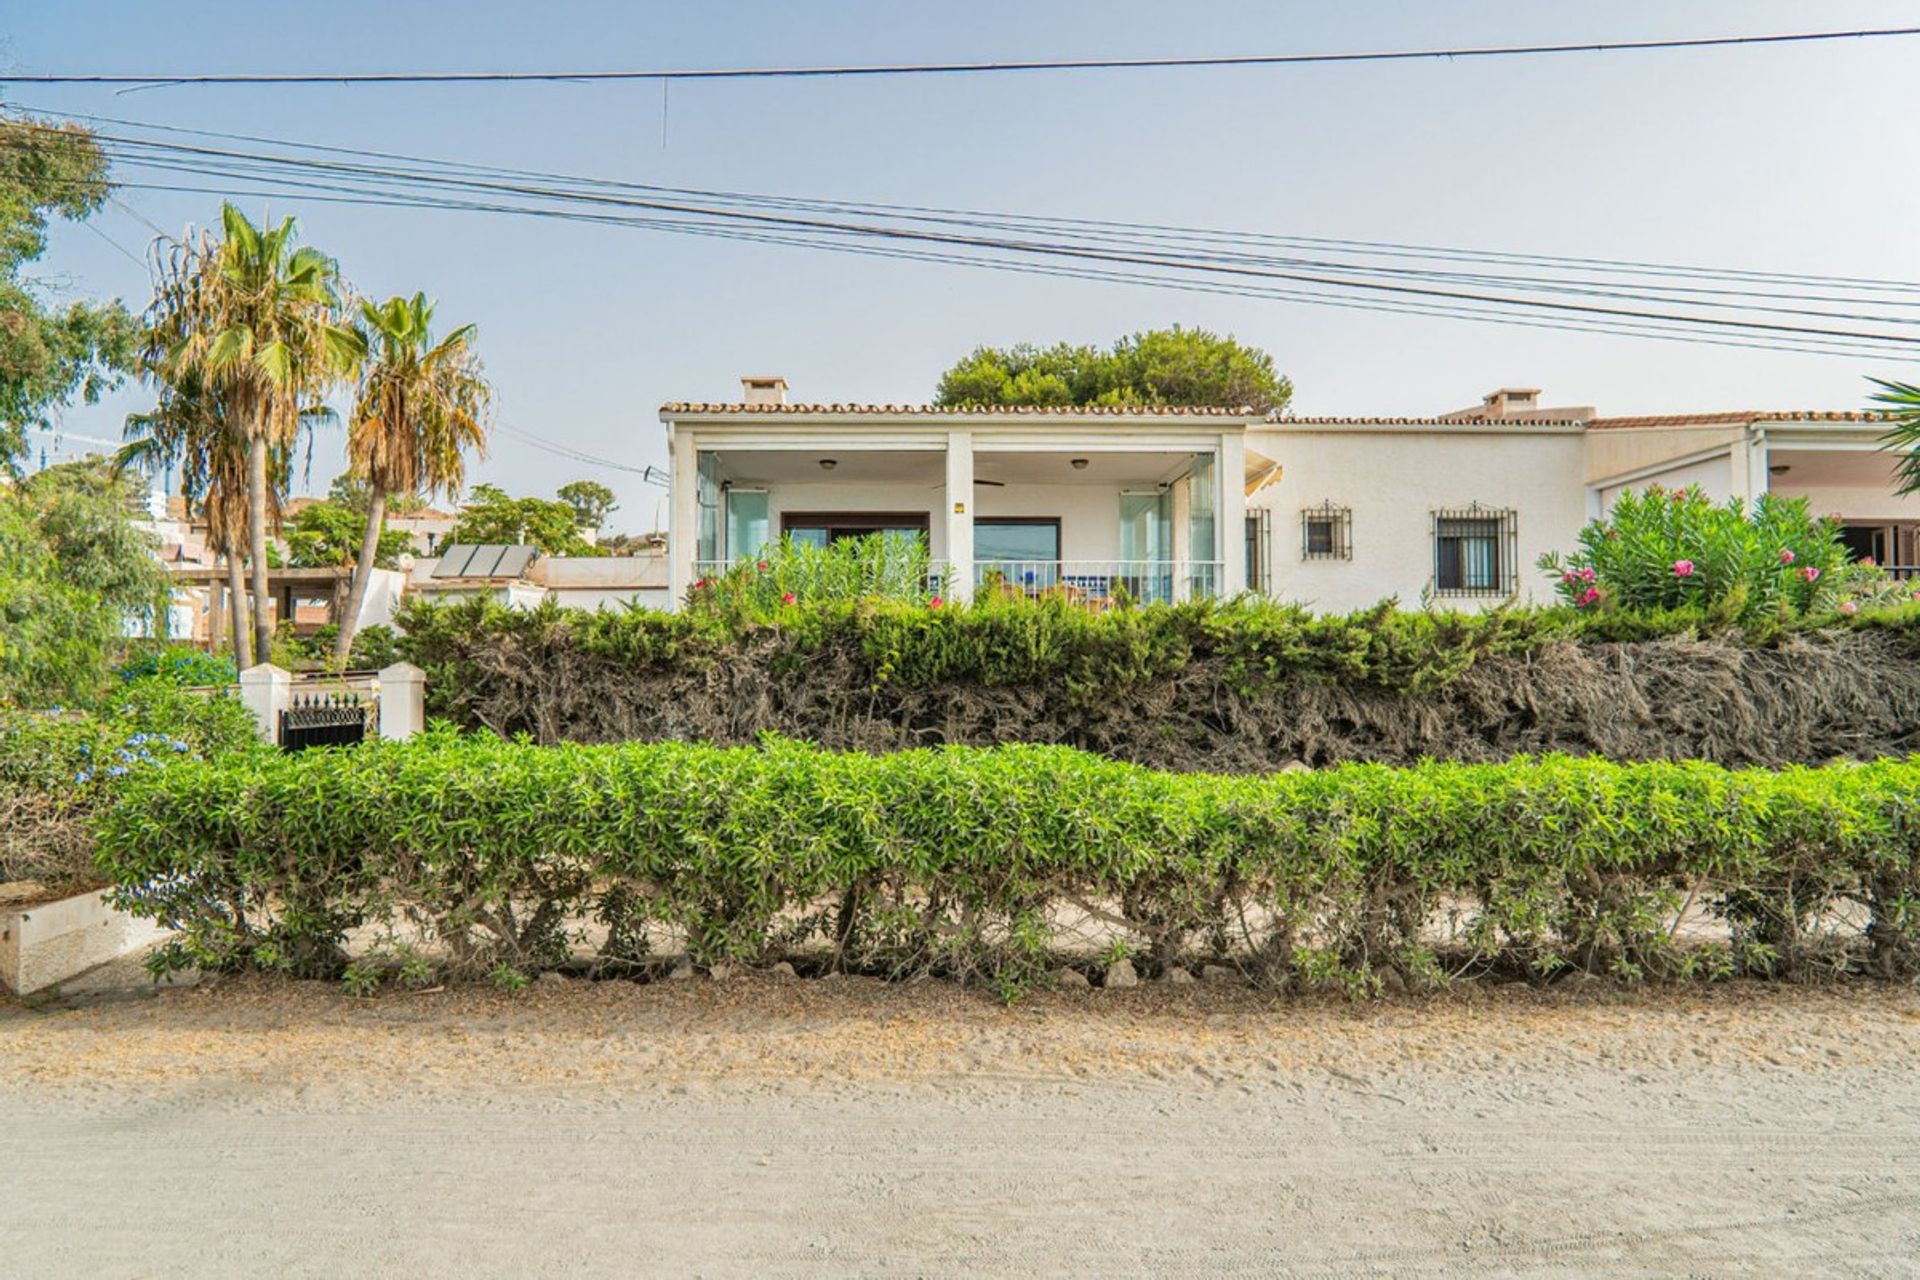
[
  {"left": 408, "top": 544, "right": 670, "bottom": 612},
  {"left": 659, "top": 379, "right": 1920, "bottom": 612}
]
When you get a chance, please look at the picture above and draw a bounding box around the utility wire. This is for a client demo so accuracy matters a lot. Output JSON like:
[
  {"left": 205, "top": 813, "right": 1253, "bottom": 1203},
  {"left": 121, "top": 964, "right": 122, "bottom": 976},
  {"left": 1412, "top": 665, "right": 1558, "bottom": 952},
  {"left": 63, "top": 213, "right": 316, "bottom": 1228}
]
[
  {"left": 3, "top": 25, "right": 1916, "bottom": 85},
  {"left": 46, "top": 128, "right": 1920, "bottom": 347},
  {"left": 25, "top": 104, "right": 1920, "bottom": 298}
]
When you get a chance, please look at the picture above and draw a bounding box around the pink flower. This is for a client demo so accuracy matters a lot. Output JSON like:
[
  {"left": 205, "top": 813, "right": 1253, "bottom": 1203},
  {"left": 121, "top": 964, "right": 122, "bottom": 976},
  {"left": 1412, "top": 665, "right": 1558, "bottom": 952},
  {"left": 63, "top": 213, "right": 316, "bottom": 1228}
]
[
  {"left": 1672, "top": 560, "right": 1695, "bottom": 577},
  {"left": 929, "top": 595, "right": 944, "bottom": 609},
  {"left": 1671, "top": 491, "right": 1687, "bottom": 504},
  {"left": 1562, "top": 570, "right": 1577, "bottom": 584},
  {"left": 1801, "top": 566, "right": 1821, "bottom": 583},
  {"left": 1863, "top": 556, "right": 1877, "bottom": 568},
  {"left": 1579, "top": 567, "right": 1595, "bottom": 583},
  {"left": 1577, "top": 587, "right": 1602, "bottom": 608},
  {"left": 757, "top": 560, "right": 770, "bottom": 571},
  {"left": 1840, "top": 600, "right": 1859, "bottom": 615},
  {"left": 1779, "top": 548, "right": 1796, "bottom": 565},
  {"left": 779, "top": 591, "right": 796, "bottom": 605},
  {"left": 692, "top": 578, "right": 707, "bottom": 589}
]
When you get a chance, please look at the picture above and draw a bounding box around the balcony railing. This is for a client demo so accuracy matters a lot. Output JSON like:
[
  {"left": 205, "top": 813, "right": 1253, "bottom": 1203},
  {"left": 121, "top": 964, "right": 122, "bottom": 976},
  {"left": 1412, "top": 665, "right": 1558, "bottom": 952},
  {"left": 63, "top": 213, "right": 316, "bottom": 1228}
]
[{"left": 973, "top": 560, "right": 1222, "bottom": 606}]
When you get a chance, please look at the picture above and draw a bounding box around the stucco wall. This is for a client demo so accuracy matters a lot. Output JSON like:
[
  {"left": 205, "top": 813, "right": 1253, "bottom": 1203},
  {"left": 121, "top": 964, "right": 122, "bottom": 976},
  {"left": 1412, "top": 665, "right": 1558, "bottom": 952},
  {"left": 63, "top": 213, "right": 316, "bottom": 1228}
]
[
  {"left": 1598, "top": 454, "right": 1736, "bottom": 513},
  {"left": 1246, "top": 426, "right": 1590, "bottom": 613},
  {"left": 1584, "top": 426, "right": 1746, "bottom": 485}
]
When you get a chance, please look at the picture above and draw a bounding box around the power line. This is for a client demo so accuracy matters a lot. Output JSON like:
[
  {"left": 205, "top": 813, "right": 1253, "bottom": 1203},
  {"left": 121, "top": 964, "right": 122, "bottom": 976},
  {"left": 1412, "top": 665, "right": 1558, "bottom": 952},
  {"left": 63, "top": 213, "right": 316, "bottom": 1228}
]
[
  {"left": 28, "top": 103, "right": 1920, "bottom": 300},
  {"left": 4, "top": 25, "right": 1917, "bottom": 86},
  {"left": 54, "top": 129, "right": 1920, "bottom": 348},
  {"left": 14, "top": 114, "right": 1919, "bottom": 361}
]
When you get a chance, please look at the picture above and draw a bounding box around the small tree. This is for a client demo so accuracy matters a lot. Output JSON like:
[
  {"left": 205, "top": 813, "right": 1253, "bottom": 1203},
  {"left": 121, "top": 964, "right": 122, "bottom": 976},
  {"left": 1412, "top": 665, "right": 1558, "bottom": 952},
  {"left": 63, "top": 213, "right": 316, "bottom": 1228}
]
[
  {"left": 335, "top": 293, "right": 490, "bottom": 659},
  {"left": 285, "top": 499, "right": 410, "bottom": 570},
  {"left": 447, "top": 484, "right": 596, "bottom": 556},
  {"left": 557, "top": 479, "right": 617, "bottom": 531},
  {"left": 935, "top": 327, "right": 1291, "bottom": 414}
]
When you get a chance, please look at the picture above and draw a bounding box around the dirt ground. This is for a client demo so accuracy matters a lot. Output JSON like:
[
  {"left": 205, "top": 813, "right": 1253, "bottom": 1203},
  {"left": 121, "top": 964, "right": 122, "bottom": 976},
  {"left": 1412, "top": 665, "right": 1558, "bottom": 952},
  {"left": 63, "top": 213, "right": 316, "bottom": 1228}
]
[{"left": 5, "top": 972, "right": 1920, "bottom": 1277}]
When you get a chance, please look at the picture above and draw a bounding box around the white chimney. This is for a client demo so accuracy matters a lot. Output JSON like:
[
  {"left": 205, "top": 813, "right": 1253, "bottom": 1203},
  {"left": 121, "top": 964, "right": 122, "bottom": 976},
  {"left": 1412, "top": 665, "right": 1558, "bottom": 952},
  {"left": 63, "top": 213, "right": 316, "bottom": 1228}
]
[{"left": 740, "top": 375, "right": 788, "bottom": 406}]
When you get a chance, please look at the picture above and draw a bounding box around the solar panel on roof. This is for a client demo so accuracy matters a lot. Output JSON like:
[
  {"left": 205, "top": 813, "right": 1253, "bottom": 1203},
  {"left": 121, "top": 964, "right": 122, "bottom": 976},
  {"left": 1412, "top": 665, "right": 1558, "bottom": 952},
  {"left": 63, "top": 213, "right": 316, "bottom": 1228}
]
[{"left": 431, "top": 543, "right": 537, "bottom": 579}]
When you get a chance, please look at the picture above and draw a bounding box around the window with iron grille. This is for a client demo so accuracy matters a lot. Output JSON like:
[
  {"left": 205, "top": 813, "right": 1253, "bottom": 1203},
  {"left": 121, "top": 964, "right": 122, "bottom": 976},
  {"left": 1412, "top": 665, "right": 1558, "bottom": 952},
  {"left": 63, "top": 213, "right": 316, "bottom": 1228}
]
[
  {"left": 1245, "top": 509, "right": 1273, "bottom": 592},
  {"left": 1432, "top": 504, "right": 1518, "bottom": 597},
  {"left": 1300, "top": 502, "right": 1352, "bottom": 561}
]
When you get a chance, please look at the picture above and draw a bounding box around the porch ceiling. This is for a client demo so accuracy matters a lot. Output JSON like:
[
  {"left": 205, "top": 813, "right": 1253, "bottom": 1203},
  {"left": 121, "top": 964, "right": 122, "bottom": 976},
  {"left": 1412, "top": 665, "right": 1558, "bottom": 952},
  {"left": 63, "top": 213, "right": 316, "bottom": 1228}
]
[
  {"left": 712, "top": 449, "right": 1209, "bottom": 487},
  {"left": 1767, "top": 449, "right": 1903, "bottom": 489}
]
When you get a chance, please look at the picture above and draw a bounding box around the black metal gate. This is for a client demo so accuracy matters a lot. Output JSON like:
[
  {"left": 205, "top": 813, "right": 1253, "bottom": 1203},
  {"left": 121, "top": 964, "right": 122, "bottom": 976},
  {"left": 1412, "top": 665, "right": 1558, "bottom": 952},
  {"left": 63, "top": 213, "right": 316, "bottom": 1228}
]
[{"left": 280, "top": 693, "right": 371, "bottom": 752}]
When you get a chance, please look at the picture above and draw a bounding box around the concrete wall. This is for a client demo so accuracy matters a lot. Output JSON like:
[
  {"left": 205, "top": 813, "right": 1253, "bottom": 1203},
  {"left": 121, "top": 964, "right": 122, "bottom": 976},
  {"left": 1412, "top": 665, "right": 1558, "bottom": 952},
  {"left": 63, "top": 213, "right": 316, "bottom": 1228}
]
[{"left": 1247, "top": 425, "right": 1591, "bottom": 613}]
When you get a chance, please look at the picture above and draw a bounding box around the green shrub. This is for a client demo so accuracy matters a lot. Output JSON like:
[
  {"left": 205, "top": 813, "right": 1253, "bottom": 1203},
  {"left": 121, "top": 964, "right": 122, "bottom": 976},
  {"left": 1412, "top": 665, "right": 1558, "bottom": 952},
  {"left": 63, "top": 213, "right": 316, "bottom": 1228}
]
[
  {"left": 0, "top": 680, "right": 263, "bottom": 894},
  {"left": 96, "top": 735, "right": 1920, "bottom": 992},
  {"left": 115, "top": 642, "right": 238, "bottom": 688},
  {"left": 691, "top": 532, "right": 939, "bottom": 613},
  {"left": 1540, "top": 486, "right": 1850, "bottom": 621}
]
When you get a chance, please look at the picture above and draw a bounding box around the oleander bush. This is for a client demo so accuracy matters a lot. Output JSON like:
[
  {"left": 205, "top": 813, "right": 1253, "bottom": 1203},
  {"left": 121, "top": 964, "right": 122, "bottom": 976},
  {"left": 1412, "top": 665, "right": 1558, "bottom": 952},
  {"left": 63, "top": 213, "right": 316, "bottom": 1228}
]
[
  {"left": 395, "top": 592, "right": 1920, "bottom": 768},
  {"left": 96, "top": 733, "right": 1920, "bottom": 994},
  {"left": 1540, "top": 486, "right": 1853, "bottom": 620},
  {"left": 0, "top": 681, "right": 263, "bottom": 896}
]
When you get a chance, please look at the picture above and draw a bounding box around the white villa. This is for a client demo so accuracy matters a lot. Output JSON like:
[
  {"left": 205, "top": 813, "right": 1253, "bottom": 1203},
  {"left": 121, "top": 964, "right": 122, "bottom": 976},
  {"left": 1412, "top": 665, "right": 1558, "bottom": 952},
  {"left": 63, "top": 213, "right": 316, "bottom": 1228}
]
[{"left": 661, "top": 377, "right": 1918, "bottom": 612}]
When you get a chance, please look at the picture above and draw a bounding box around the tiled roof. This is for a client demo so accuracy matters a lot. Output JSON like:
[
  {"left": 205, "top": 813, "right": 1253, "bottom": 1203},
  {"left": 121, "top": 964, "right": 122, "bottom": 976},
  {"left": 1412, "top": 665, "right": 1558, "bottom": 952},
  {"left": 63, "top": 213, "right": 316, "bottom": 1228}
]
[
  {"left": 1588, "top": 410, "right": 1894, "bottom": 430},
  {"left": 1272, "top": 415, "right": 1578, "bottom": 427},
  {"left": 660, "top": 402, "right": 1255, "bottom": 417}
]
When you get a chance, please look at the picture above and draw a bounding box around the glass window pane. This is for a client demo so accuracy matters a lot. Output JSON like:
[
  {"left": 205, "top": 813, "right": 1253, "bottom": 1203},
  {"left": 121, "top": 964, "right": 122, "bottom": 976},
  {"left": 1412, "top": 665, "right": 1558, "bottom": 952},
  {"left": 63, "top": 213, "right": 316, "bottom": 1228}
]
[
  {"left": 725, "top": 490, "right": 769, "bottom": 561},
  {"left": 976, "top": 520, "right": 1059, "bottom": 562},
  {"left": 1119, "top": 491, "right": 1171, "bottom": 563},
  {"left": 1187, "top": 454, "right": 1216, "bottom": 564},
  {"left": 695, "top": 453, "right": 720, "bottom": 564}
]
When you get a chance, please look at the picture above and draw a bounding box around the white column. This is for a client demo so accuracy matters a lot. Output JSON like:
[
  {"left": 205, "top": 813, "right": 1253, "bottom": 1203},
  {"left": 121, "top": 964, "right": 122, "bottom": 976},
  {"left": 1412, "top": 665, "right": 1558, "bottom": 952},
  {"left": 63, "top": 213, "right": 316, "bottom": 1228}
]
[
  {"left": 1170, "top": 473, "right": 1192, "bottom": 602},
  {"left": 944, "top": 430, "right": 974, "bottom": 602},
  {"left": 376, "top": 662, "right": 426, "bottom": 741},
  {"left": 1218, "top": 434, "right": 1248, "bottom": 596},
  {"left": 238, "top": 663, "right": 291, "bottom": 745},
  {"left": 667, "top": 425, "right": 698, "bottom": 605}
]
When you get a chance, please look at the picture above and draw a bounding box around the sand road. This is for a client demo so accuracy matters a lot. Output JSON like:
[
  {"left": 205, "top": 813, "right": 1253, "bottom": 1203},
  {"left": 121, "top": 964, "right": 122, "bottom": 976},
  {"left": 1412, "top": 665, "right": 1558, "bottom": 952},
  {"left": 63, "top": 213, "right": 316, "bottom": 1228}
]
[{"left": 4, "top": 974, "right": 1918, "bottom": 1277}]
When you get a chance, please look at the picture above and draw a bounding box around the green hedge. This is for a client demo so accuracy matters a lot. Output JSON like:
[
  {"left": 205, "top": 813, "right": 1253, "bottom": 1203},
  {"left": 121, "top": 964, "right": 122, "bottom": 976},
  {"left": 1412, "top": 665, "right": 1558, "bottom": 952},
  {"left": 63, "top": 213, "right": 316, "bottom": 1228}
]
[
  {"left": 1, "top": 681, "right": 264, "bottom": 895},
  {"left": 395, "top": 594, "right": 1920, "bottom": 769},
  {"left": 96, "top": 734, "right": 1920, "bottom": 995}
]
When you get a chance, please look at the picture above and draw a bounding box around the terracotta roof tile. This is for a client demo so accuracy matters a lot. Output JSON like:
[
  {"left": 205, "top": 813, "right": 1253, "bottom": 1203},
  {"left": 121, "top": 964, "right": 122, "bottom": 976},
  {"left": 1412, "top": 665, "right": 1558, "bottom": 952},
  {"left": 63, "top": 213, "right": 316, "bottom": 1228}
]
[
  {"left": 1272, "top": 415, "right": 1577, "bottom": 427},
  {"left": 660, "top": 402, "right": 1255, "bottom": 417},
  {"left": 1587, "top": 410, "right": 1894, "bottom": 430}
]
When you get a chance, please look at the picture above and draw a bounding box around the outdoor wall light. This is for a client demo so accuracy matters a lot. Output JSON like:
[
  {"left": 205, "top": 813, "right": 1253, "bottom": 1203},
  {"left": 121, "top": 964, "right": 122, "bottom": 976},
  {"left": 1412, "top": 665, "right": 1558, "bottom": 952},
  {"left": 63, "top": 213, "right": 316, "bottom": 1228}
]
[
  {"left": 818, "top": 458, "right": 838, "bottom": 471},
  {"left": 1070, "top": 458, "right": 1089, "bottom": 470}
]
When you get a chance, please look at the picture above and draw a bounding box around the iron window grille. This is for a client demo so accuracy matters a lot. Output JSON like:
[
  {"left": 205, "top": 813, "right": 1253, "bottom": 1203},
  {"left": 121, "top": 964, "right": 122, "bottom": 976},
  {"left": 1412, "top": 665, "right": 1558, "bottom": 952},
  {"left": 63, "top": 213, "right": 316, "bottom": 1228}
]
[
  {"left": 1300, "top": 502, "right": 1352, "bottom": 561},
  {"left": 1245, "top": 508, "right": 1273, "bottom": 592},
  {"left": 1431, "top": 503, "right": 1518, "bottom": 597}
]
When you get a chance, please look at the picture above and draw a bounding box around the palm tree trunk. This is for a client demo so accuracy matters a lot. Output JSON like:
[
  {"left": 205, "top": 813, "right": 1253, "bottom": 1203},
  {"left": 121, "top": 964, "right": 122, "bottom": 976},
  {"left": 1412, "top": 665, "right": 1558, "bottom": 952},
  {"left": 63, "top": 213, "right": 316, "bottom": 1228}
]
[
  {"left": 225, "top": 551, "right": 252, "bottom": 669},
  {"left": 334, "top": 485, "right": 386, "bottom": 661},
  {"left": 247, "top": 435, "right": 273, "bottom": 665}
]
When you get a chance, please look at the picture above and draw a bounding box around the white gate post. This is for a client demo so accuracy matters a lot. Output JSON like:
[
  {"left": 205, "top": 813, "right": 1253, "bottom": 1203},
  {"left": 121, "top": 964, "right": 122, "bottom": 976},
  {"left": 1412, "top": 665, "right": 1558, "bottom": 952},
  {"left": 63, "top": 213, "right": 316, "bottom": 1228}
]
[
  {"left": 238, "top": 663, "right": 291, "bottom": 746},
  {"left": 376, "top": 662, "right": 425, "bottom": 741}
]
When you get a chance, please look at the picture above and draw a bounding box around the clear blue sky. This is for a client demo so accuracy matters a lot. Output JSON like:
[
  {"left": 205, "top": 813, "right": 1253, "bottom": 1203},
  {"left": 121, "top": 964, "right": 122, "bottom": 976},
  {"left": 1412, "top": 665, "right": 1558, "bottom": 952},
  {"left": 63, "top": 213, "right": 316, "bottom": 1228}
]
[{"left": 8, "top": 0, "right": 1919, "bottom": 532}]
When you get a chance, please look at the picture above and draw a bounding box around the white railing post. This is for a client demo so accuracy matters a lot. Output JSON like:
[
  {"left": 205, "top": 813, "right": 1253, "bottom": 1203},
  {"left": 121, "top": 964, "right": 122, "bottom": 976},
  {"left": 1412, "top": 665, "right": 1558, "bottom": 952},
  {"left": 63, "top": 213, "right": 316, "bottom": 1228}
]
[
  {"left": 237, "top": 663, "right": 291, "bottom": 746},
  {"left": 376, "top": 662, "right": 426, "bottom": 741}
]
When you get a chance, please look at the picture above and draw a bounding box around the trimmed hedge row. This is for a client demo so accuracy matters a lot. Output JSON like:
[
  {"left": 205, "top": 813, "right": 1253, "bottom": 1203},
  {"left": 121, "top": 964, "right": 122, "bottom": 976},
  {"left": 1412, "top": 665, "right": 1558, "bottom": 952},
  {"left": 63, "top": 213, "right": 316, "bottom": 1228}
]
[
  {"left": 396, "top": 595, "right": 1920, "bottom": 769},
  {"left": 97, "top": 733, "right": 1920, "bottom": 994}
]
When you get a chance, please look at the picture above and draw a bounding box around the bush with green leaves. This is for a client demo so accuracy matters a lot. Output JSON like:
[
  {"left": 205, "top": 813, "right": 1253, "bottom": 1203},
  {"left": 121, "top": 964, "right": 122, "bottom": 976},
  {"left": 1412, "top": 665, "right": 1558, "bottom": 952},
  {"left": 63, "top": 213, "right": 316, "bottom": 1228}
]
[
  {"left": 1, "top": 679, "right": 262, "bottom": 894},
  {"left": 690, "top": 532, "right": 940, "bottom": 612},
  {"left": 96, "top": 734, "right": 1920, "bottom": 994},
  {"left": 1540, "top": 486, "right": 1851, "bottom": 621},
  {"left": 115, "top": 642, "right": 237, "bottom": 688}
]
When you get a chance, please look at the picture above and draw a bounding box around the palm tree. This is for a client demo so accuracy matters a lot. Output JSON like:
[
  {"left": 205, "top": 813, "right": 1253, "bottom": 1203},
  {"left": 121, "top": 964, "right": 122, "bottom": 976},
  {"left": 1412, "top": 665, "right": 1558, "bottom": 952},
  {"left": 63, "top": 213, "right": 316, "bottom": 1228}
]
[
  {"left": 119, "top": 378, "right": 323, "bottom": 668},
  {"left": 335, "top": 293, "right": 490, "bottom": 659},
  {"left": 142, "top": 204, "right": 362, "bottom": 663},
  {"left": 1870, "top": 378, "right": 1920, "bottom": 495}
]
